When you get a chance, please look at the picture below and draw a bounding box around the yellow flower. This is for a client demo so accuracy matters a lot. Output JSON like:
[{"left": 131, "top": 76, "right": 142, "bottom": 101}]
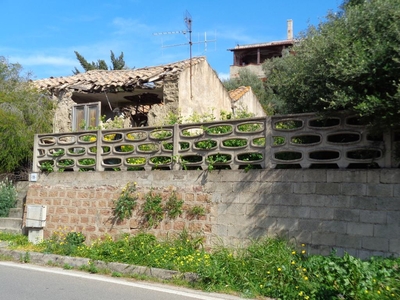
[
  {"left": 291, "top": 251, "right": 296, "bottom": 255},
  {"left": 277, "top": 268, "right": 282, "bottom": 272},
  {"left": 298, "top": 291, "right": 304, "bottom": 296},
  {"left": 267, "top": 271, "right": 270, "bottom": 274},
  {"left": 302, "top": 268, "right": 307, "bottom": 272},
  {"left": 302, "top": 250, "right": 306, "bottom": 254},
  {"left": 291, "top": 261, "right": 296, "bottom": 265},
  {"left": 304, "top": 276, "right": 308, "bottom": 281},
  {"left": 305, "top": 296, "right": 309, "bottom": 300},
  {"left": 301, "top": 243, "right": 305, "bottom": 247}
]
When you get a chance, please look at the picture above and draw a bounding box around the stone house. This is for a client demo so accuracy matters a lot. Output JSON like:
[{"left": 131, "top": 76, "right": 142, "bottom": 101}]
[
  {"left": 228, "top": 20, "right": 295, "bottom": 79},
  {"left": 34, "top": 57, "right": 262, "bottom": 133}
]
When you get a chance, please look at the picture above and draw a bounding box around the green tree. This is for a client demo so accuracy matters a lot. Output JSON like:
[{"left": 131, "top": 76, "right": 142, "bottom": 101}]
[
  {"left": 73, "top": 50, "right": 126, "bottom": 74},
  {"left": 263, "top": 0, "right": 400, "bottom": 130},
  {"left": 222, "top": 69, "right": 277, "bottom": 115},
  {"left": 0, "top": 57, "right": 53, "bottom": 173}
]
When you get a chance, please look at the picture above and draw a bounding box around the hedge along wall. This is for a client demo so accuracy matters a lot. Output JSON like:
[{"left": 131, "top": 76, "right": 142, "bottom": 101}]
[{"left": 25, "top": 169, "right": 400, "bottom": 258}]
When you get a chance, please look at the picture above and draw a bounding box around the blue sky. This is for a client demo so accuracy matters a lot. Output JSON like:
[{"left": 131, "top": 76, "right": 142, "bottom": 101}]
[{"left": 1, "top": 0, "right": 341, "bottom": 80}]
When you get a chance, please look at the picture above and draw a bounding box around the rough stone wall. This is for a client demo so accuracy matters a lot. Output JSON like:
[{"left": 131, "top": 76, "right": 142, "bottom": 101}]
[
  {"left": 52, "top": 91, "right": 76, "bottom": 133},
  {"left": 146, "top": 80, "right": 180, "bottom": 126},
  {"left": 25, "top": 169, "right": 400, "bottom": 258}
]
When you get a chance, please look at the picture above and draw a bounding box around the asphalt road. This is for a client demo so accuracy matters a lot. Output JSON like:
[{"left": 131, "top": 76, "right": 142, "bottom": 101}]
[{"left": 0, "top": 262, "right": 243, "bottom": 300}]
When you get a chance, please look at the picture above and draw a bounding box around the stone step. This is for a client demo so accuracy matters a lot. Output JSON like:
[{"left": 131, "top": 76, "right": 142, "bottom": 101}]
[
  {"left": 0, "top": 218, "right": 22, "bottom": 232},
  {"left": 8, "top": 208, "right": 23, "bottom": 218}
]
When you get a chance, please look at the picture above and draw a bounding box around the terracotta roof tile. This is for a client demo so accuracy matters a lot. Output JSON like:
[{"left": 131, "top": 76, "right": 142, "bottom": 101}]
[
  {"left": 33, "top": 57, "right": 205, "bottom": 93},
  {"left": 229, "top": 86, "right": 251, "bottom": 101}
]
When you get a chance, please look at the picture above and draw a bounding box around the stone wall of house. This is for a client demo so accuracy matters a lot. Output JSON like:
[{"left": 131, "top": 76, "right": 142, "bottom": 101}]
[
  {"left": 233, "top": 87, "right": 266, "bottom": 117},
  {"left": 178, "top": 60, "right": 233, "bottom": 119},
  {"left": 52, "top": 91, "right": 75, "bottom": 133},
  {"left": 25, "top": 169, "right": 400, "bottom": 258}
]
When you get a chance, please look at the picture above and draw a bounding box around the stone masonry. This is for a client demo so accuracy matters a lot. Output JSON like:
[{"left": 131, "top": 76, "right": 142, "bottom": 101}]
[{"left": 25, "top": 169, "right": 400, "bottom": 259}]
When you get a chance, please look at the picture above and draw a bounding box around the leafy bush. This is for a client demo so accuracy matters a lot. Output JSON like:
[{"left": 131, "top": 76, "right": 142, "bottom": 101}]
[
  {"left": 264, "top": 0, "right": 400, "bottom": 131},
  {"left": 0, "top": 178, "right": 17, "bottom": 217},
  {"left": 0, "top": 57, "right": 53, "bottom": 173}
]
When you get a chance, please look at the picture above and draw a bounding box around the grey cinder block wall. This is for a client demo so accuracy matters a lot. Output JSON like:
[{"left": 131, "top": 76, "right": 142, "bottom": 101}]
[{"left": 25, "top": 169, "right": 400, "bottom": 258}]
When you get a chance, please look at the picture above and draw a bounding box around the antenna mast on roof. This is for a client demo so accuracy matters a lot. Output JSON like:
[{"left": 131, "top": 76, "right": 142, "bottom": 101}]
[
  {"left": 153, "top": 11, "right": 216, "bottom": 99},
  {"left": 184, "top": 11, "right": 193, "bottom": 99}
]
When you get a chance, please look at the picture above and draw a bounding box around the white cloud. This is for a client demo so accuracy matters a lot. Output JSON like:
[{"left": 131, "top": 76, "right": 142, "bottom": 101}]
[{"left": 112, "top": 17, "right": 152, "bottom": 35}]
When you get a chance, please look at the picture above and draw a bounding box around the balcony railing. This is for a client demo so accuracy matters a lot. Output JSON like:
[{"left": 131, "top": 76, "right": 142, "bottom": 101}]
[{"left": 32, "top": 113, "right": 398, "bottom": 173}]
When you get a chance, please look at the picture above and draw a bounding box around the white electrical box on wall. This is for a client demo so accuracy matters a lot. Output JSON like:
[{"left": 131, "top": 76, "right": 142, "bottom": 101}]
[
  {"left": 26, "top": 205, "right": 47, "bottom": 228},
  {"left": 29, "top": 173, "right": 38, "bottom": 182}
]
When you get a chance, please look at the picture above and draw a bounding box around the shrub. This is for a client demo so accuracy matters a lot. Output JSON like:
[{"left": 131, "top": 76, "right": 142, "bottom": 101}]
[{"left": 0, "top": 178, "right": 17, "bottom": 217}]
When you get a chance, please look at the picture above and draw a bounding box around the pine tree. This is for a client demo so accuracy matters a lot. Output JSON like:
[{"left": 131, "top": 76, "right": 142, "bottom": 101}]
[{"left": 73, "top": 50, "right": 126, "bottom": 74}]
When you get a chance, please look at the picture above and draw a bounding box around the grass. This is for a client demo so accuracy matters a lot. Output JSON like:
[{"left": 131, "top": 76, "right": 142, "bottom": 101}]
[{"left": 0, "top": 231, "right": 398, "bottom": 299}]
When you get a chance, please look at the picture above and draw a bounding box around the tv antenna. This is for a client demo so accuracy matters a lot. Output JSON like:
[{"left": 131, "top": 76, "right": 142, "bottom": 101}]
[{"left": 153, "top": 11, "right": 216, "bottom": 99}]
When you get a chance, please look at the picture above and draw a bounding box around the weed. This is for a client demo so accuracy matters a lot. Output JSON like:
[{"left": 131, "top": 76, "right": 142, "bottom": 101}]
[
  {"left": 63, "top": 263, "right": 74, "bottom": 270},
  {"left": 40, "top": 230, "right": 86, "bottom": 256},
  {"left": 40, "top": 161, "right": 54, "bottom": 173},
  {"left": 165, "top": 191, "right": 183, "bottom": 219},
  {"left": 194, "top": 139, "right": 217, "bottom": 150},
  {"left": 150, "top": 156, "right": 172, "bottom": 167},
  {"left": 143, "top": 190, "right": 164, "bottom": 227},
  {"left": 113, "top": 182, "right": 138, "bottom": 222},
  {"left": 20, "top": 251, "right": 30, "bottom": 263},
  {"left": 205, "top": 125, "right": 232, "bottom": 135},
  {"left": 80, "top": 261, "right": 98, "bottom": 274},
  {"left": 51, "top": 149, "right": 65, "bottom": 157},
  {"left": 151, "top": 129, "right": 173, "bottom": 140},
  {"left": 237, "top": 123, "right": 262, "bottom": 132},
  {"left": 0, "top": 232, "right": 28, "bottom": 247},
  {"left": 126, "top": 157, "right": 146, "bottom": 165},
  {"left": 112, "top": 272, "right": 122, "bottom": 277},
  {"left": 78, "top": 158, "right": 96, "bottom": 172},
  {"left": 188, "top": 206, "right": 206, "bottom": 217}
]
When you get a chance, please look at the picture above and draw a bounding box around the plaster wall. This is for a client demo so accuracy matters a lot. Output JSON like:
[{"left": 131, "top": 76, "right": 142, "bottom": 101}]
[
  {"left": 233, "top": 87, "right": 266, "bottom": 117},
  {"left": 25, "top": 169, "right": 400, "bottom": 258},
  {"left": 178, "top": 60, "right": 233, "bottom": 119}
]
